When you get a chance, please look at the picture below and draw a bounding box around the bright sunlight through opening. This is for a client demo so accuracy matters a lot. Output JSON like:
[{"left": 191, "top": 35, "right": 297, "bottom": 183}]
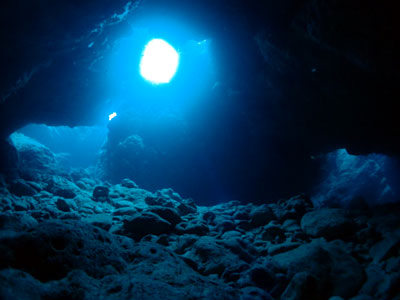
[{"left": 139, "top": 39, "right": 179, "bottom": 84}]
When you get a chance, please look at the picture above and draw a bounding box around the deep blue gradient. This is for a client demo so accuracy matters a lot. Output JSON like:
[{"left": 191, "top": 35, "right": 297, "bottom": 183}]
[{"left": 17, "top": 124, "right": 107, "bottom": 169}]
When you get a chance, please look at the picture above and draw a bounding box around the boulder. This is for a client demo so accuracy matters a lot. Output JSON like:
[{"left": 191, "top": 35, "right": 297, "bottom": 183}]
[
  {"left": 45, "top": 176, "right": 78, "bottom": 199},
  {"left": 173, "top": 234, "right": 198, "bottom": 254},
  {"left": 282, "top": 219, "right": 301, "bottom": 232},
  {"left": 121, "top": 212, "right": 172, "bottom": 240},
  {"left": 145, "top": 196, "right": 173, "bottom": 207},
  {"left": 268, "top": 242, "right": 301, "bottom": 256},
  {"left": 8, "top": 179, "right": 36, "bottom": 197},
  {"left": 369, "top": 230, "right": 400, "bottom": 263},
  {"left": 13, "top": 199, "right": 32, "bottom": 211},
  {"left": 250, "top": 204, "right": 276, "bottom": 227},
  {"left": 177, "top": 199, "right": 197, "bottom": 215},
  {"left": 175, "top": 221, "right": 210, "bottom": 236},
  {"left": 281, "top": 272, "right": 319, "bottom": 300},
  {"left": 220, "top": 235, "right": 255, "bottom": 263},
  {"left": 183, "top": 236, "right": 243, "bottom": 276},
  {"left": 202, "top": 211, "right": 217, "bottom": 223},
  {"left": 301, "top": 208, "right": 355, "bottom": 239},
  {"left": 85, "top": 214, "right": 113, "bottom": 231},
  {"left": 92, "top": 186, "right": 109, "bottom": 202},
  {"left": 148, "top": 206, "right": 181, "bottom": 226},
  {"left": 275, "top": 194, "right": 313, "bottom": 221},
  {"left": 325, "top": 242, "right": 366, "bottom": 297},
  {"left": 0, "top": 212, "right": 38, "bottom": 231},
  {"left": 0, "top": 220, "right": 128, "bottom": 282},
  {"left": 10, "top": 133, "right": 55, "bottom": 172},
  {"left": 272, "top": 240, "right": 365, "bottom": 298},
  {"left": 121, "top": 178, "right": 138, "bottom": 188},
  {"left": 216, "top": 220, "right": 236, "bottom": 234},
  {"left": 260, "top": 222, "right": 285, "bottom": 242},
  {"left": 112, "top": 207, "right": 137, "bottom": 216},
  {"left": 359, "top": 263, "right": 400, "bottom": 299},
  {"left": 55, "top": 198, "right": 76, "bottom": 212},
  {"left": 111, "top": 199, "right": 135, "bottom": 208},
  {"left": 248, "top": 266, "right": 276, "bottom": 290},
  {"left": 155, "top": 188, "right": 183, "bottom": 202},
  {"left": 0, "top": 269, "right": 45, "bottom": 300}
]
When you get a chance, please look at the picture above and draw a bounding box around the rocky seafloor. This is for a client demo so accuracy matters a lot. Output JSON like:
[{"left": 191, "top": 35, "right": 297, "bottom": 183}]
[{"left": 1, "top": 137, "right": 400, "bottom": 300}]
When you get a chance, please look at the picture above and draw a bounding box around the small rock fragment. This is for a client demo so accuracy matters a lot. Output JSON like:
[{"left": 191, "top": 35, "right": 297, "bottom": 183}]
[
  {"left": 121, "top": 178, "right": 138, "bottom": 188},
  {"left": 250, "top": 204, "right": 275, "bottom": 228}
]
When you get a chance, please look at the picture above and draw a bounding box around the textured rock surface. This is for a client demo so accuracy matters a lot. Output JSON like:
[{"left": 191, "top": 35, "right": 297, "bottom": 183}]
[
  {"left": 272, "top": 240, "right": 365, "bottom": 298},
  {"left": 1, "top": 165, "right": 399, "bottom": 299},
  {"left": 1, "top": 124, "right": 400, "bottom": 299},
  {"left": 301, "top": 208, "right": 355, "bottom": 239},
  {"left": 312, "top": 149, "right": 399, "bottom": 207}
]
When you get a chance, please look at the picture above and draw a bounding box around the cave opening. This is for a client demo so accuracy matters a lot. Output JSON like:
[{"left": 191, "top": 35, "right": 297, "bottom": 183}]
[{"left": 139, "top": 38, "right": 180, "bottom": 84}]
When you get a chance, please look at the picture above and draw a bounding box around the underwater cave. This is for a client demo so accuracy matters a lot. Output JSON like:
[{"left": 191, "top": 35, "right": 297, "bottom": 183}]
[{"left": 0, "top": 0, "right": 399, "bottom": 299}]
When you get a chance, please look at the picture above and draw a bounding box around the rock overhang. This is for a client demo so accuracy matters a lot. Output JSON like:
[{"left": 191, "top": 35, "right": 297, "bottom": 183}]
[{"left": 0, "top": 0, "right": 399, "bottom": 203}]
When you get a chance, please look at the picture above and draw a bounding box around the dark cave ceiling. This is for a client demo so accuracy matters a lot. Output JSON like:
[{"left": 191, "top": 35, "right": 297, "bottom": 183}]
[{"left": 0, "top": 0, "right": 399, "bottom": 156}]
